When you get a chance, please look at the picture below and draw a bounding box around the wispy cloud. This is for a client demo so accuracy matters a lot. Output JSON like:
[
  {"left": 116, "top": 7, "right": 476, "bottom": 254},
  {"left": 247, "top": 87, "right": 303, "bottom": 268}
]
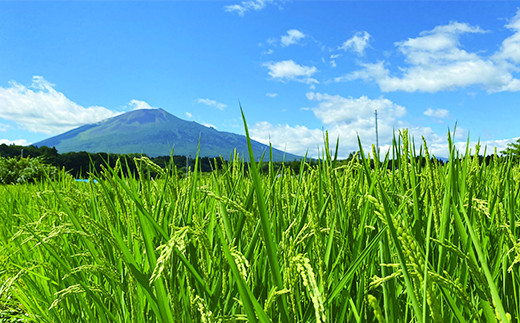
[
  {"left": 338, "top": 31, "right": 371, "bottom": 56},
  {"left": 197, "top": 98, "right": 227, "bottom": 110},
  {"left": 342, "top": 17, "right": 520, "bottom": 93},
  {"left": 224, "top": 0, "right": 275, "bottom": 16},
  {"left": 185, "top": 112, "right": 193, "bottom": 118},
  {"left": 266, "top": 92, "right": 278, "bottom": 98},
  {"left": 281, "top": 29, "right": 306, "bottom": 47},
  {"left": 0, "top": 76, "right": 120, "bottom": 135},
  {"left": 264, "top": 60, "right": 318, "bottom": 84},
  {"left": 329, "top": 54, "right": 340, "bottom": 67},
  {"left": 424, "top": 108, "right": 450, "bottom": 119}
]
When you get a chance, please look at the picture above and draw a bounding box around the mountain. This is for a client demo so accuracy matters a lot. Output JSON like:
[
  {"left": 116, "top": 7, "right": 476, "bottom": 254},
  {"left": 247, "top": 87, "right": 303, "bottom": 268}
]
[{"left": 34, "top": 108, "right": 299, "bottom": 161}]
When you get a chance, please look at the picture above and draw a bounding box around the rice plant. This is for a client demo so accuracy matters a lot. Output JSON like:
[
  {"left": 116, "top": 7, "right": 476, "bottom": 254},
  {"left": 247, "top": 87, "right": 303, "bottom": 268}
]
[{"left": 1, "top": 116, "right": 519, "bottom": 322}]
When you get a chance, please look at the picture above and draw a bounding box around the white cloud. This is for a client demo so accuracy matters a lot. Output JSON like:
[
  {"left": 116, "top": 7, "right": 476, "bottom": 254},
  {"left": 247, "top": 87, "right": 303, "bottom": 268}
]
[
  {"left": 344, "top": 20, "right": 520, "bottom": 93},
  {"left": 266, "top": 37, "right": 277, "bottom": 46},
  {"left": 338, "top": 31, "right": 371, "bottom": 55},
  {"left": 266, "top": 92, "right": 278, "bottom": 98},
  {"left": 197, "top": 98, "right": 227, "bottom": 110},
  {"left": 494, "top": 9, "right": 520, "bottom": 64},
  {"left": 424, "top": 108, "right": 450, "bottom": 119},
  {"left": 307, "top": 92, "right": 406, "bottom": 125},
  {"left": 0, "top": 138, "right": 29, "bottom": 146},
  {"left": 251, "top": 93, "right": 407, "bottom": 157},
  {"left": 203, "top": 123, "right": 217, "bottom": 129},
  {"left": 482, "top": 137, "right": 520, "bottom": 155},
  {"left": 414, "top": 134, "right": 520, "bottom": 158},
  {"left": 186, "top": 112, "right": 193, "bottom": 118},
  {"left": 251, "top": 122, "right": 324, "bottom": 157},
  {"left": 398, "top": 22, "right": 485, "bottom": 60},
  {"left": 252, "top": 90, "right": 514, "bottom": 158},
  {"left": 0, "top": 76, "right": 120, "bottom": 135},
  {"left": 0, "top": 123, "right": 9, "bottom": 132},
  {"left": 224, "top": 0, "right": 275, "bottom": 16},
  {"left": 264, "top": 60, "right": 318, "bottom": 84},
  {"left": 129, "top": 99, "right": 156, "bottom": 110},
  {"left": 281, "top": 29, "right": 306, "bottom": 47}
]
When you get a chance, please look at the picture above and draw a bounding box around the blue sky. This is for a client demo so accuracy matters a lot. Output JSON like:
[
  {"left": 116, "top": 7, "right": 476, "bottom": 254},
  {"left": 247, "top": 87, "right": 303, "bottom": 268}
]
[{"left": 1, "top": 1, "right": 520, "bottom": 158}]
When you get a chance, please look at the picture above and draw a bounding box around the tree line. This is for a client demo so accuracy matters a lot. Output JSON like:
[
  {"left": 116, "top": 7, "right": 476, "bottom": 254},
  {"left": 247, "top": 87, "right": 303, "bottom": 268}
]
[
  {"left": 1, "top": 138, "right": 518, "bottom": 182},
  {"left": 0, "top": 144, "right": 309, "bottom": 179},
  {"left": 0, "top": 144, "right": 228, "bottom": 179}
]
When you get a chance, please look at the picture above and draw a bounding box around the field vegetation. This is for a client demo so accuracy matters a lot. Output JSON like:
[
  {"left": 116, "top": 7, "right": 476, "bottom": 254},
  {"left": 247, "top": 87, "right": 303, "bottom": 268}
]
[{"left": 1, "top": 116, "right": 519, "bottom": 322}]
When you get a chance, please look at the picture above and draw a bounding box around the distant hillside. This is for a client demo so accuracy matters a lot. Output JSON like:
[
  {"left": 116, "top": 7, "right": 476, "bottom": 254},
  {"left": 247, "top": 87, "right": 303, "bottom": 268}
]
[{"left": 34, "top": 108, "right": 299, "bottom": 161}]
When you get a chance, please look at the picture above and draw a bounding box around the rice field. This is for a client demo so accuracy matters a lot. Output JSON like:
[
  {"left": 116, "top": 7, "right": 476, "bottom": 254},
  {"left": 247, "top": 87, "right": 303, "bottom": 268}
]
[{"left": 1, "top": 120, "right": 519, "bottom": 322}]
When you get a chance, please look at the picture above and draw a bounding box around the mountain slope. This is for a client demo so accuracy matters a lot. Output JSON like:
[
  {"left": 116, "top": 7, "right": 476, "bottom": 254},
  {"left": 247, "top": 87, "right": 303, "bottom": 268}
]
[{"left": 34, "top": 109, "right": 299, "bottom": 161}]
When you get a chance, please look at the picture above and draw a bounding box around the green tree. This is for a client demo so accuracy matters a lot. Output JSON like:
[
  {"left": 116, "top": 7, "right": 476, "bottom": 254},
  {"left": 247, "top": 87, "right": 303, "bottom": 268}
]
[
  {"left": 0, "top": 156, "right": 60, "bottom": 184},
  {"left": 501, "top": 138, "right": 520, "bottom": 157}
]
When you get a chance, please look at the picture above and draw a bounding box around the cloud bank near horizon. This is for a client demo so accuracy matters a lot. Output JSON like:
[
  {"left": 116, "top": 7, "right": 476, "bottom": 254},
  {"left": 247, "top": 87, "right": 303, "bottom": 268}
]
[{"left": 0, "top": 76, "right": 163, "bottom": 136}]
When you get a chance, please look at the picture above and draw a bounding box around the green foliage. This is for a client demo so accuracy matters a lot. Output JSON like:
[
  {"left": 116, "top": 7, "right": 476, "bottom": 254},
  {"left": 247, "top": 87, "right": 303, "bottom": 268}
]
[
  {"left": 0, "top": 129, "right": 519, "bottom": 322},
  {"left": 0, "top": 156, "right": 60, "bottom": 184}
]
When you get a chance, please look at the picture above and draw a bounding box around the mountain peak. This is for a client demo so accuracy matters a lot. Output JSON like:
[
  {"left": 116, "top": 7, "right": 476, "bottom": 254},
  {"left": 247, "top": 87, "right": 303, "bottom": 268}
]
[
  {"left": 114, "top": 108, "right": 170, "bottom": 125},
  {"left": 34, "top": 109, "right": 298, "bottom": 161}
]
